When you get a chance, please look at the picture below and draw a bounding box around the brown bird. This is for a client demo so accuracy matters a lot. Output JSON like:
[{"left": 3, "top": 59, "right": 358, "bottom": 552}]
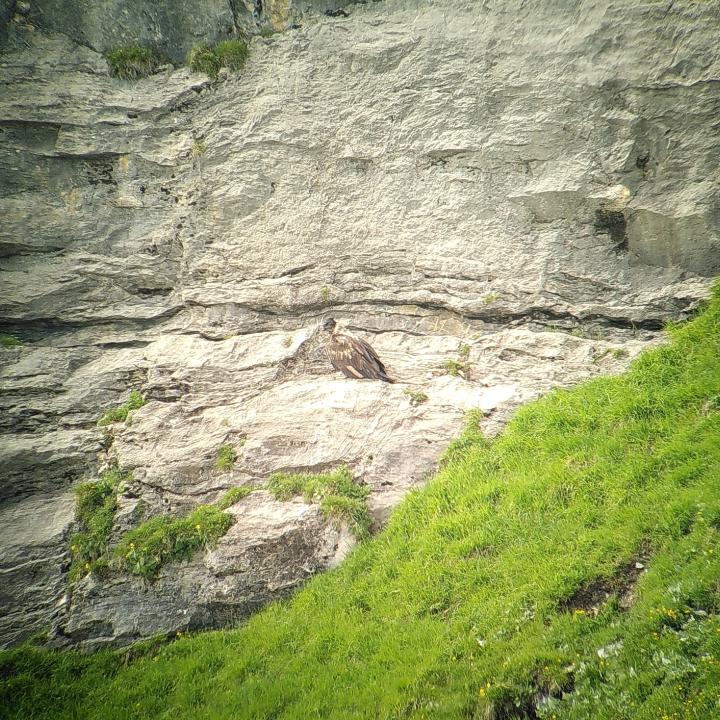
[{"left": 323, "top": 318, "right": 395, "bottom": 383}]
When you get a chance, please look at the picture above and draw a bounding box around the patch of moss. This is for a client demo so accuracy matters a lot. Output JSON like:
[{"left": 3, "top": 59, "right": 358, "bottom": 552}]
[
  {"left": 98, "top": 391, "right": 146, "bottom": 427},
  {"left": 0, "top": 334, "right": 22, "bottom": 348},
  {"left": 106, "top": 46, "right": 158, "bottom": 79},
  {"left": 268, "top": 466, "right": 371, "bottom": 539},
  {"left": 188, "top": 39, "right": 248, "bottom": 80}
]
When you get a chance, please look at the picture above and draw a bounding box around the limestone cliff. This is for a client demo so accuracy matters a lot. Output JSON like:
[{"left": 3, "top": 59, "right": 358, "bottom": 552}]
[{"left": 0, "top": 0, "right": 717, "bottom": 648}]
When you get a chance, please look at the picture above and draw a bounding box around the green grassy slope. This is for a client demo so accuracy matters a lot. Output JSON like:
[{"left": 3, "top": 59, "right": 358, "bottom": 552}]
[{"left": 3, "top": 285, "right": 720, "bottom": 720}]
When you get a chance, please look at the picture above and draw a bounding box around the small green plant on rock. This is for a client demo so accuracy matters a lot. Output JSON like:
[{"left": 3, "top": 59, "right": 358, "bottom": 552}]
[
  {"left": 98, "top": 390, "right": 146, "bottom": 427},
  {"left": 444, "top": 343, "right": 472, "bottom": 378},
  {"left": 404, "top": 388, "right": 428, "bottom": 406},
  {"left": 191, "top": 140, "right": 206, "bottom": 157},
  {"left": 0, "top": 334, "right": 22, "bottom": 349},
  {"left": 106, "top": 46, "right": 158, "bottom": 79},
  {"left": 216, "top": 444, "right": 238, "bottom": 471},
  {"left": 483, "top": 292, "right": 501, "bottom": 305},
  {"left": 214, "top": 39, "right": 249, "bottom": 70},
  {"left": 188, "top": 39, "right": 248, "bottom": 80},
  {"left": 268, "top": 466, "right": 371, "bottom": 539},
  {"left": 320, "top": 286, "right": 331, "bottom": 302},
  {"left": 443, "top": 358, "right": 465, "bottom": 377}
]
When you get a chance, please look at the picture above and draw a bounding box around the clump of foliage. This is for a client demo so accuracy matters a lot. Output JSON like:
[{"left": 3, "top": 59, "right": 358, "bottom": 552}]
[
  {"left": 113, "top": 505, "right": 233, "bottom": 581},
  {"left": 216, "top": 486, "right": 254, "bottom": 510},
  {"left": 268, "top": 466, "right": 371, "bottom": 539},
  {"left": 106, "top": 46, "right": 158, "bottom": 79},
  {"left": 215, "top": 443, "right": 238, "bottom": 471},
  {"left": 111, "top": 485, "right": 254, "bottom": 581},
  {"left": 188, "top": 39, "right": 248, "bottom": 80},
  {"left": 97, "top": 390, "right": 146, "bottom": 427},
  {"left": 5, "top": 284, "right": 720, "bottom": 720},
  {"left": 214, "top": 39, "right": 249, "bottom": 70},
  {"left": 483, "top": 291, "right": 501, "bottom": 305},
  {"left": 0, "top": 334, "right": 22, "bottom": 348},
  {"left": 403, "top": 388, "right": 429, "bottom": 406},
  {"left": 443, "top": 358, "right": 465, "bottom": 376},
  {"left": 68, "top": 468, "right": 130, "bottom": 583},
  {"left": 444, "top": 343, "right": 472, "bottom": 377}
]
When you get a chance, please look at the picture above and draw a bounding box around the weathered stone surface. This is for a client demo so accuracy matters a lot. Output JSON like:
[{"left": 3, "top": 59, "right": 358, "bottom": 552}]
[
  {"left": 0, "top": 491, "right": 75, "bottom": 646},
  {"left": 0, "top": 0, "right": 717, "bottom": 647}
]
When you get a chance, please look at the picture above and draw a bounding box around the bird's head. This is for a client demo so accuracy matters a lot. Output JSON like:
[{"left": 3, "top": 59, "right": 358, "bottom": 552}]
[{"left": 322, "top": 318, "right": 337, "bottom": 332}]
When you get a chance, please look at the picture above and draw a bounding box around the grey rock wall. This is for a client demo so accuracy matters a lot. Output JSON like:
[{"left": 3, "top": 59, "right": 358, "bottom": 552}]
[{"left": 0, "top": 0, "right": 717, "bottom": 647}]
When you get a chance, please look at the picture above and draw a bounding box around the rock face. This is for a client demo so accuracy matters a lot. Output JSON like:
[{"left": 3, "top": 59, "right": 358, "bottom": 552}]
[{"left": 0, "top": 0, "right": 717, "bottom": 648}]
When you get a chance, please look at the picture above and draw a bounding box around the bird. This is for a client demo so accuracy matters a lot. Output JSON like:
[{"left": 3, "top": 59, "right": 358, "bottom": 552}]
[{"left": 323, "top": 318, "right": 395, "bottom": 383}]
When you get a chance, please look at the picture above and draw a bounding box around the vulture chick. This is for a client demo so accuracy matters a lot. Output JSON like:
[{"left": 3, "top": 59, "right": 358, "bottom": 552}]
[{"left": 323, "top": 318, "right": 394, "bottom": 383}]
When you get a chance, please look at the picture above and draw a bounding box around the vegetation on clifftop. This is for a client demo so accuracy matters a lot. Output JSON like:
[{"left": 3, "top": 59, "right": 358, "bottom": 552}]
[{"left": 2, "top": 284, "right": 720, "bottom": 719}]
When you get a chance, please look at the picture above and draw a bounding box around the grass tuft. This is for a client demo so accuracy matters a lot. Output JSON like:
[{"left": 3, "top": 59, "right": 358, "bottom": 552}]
[
  {"left": 191, "top": 139, "right": 206, "bottom": 157},
  {"left": 216, "top": 443, "right": 237, "bottom": 471},
  {"left": 106, "top": 46, "right": 157, "bottom": 79},
  {"left": 109, "top": 485, "right": 254, "bottom": 581},
  {"left": 268, "top": 466, "right": 371, "bottom": 539},
  {"left": 97, "top": 390, "right": 146, "bottom": 427},
  {"left": 188, "top": 39, "right": 248, "bottom": 80},
  {"left": 4, "top": 283, "right": 720, "bottom": 720}
]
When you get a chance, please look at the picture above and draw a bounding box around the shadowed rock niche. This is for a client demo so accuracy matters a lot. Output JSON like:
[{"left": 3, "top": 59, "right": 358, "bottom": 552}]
[{"left": 0, "top": 0, "right": 717, "bottom": 648}]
